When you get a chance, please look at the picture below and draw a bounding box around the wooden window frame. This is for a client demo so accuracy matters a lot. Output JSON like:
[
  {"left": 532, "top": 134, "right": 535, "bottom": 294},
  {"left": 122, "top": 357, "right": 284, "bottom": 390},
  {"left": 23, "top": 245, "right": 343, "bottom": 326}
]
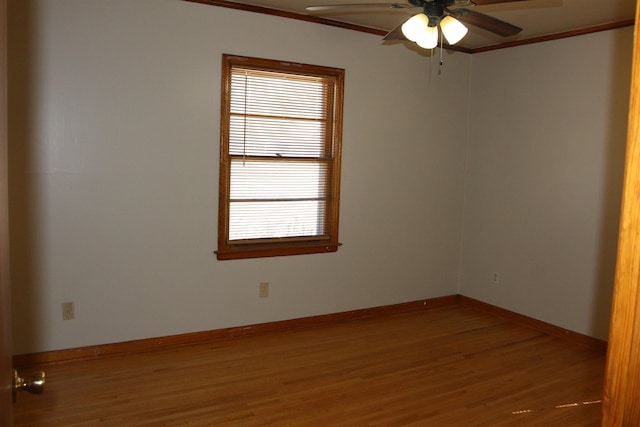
[{"left": 216, "top": 55, "right": 344, "bottom": 260}]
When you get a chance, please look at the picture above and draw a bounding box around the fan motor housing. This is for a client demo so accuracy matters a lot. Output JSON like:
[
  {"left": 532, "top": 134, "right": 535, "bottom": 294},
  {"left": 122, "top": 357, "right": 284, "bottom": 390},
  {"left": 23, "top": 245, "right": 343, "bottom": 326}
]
[
  {"left": 409, "top": 0, "right": 455, "bottom": 21},
  {"left": 408, "top": 0, "right": 458, "bottom": 6},
  {"left": 424, "top": 2, "right": 444, "bottom": 19}
]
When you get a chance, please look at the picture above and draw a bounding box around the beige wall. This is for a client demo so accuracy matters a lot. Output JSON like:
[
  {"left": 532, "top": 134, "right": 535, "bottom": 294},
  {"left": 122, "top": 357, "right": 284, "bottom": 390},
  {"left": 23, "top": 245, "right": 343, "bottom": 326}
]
[
  {"left": 460, "top": 28, "right": 633, "bottom": 340},
  {"left": 8, "top": 0, "right": 471, "bottom": 354},
  {"left": 8, "top": 0, "right": 633, "bottom": 354}
]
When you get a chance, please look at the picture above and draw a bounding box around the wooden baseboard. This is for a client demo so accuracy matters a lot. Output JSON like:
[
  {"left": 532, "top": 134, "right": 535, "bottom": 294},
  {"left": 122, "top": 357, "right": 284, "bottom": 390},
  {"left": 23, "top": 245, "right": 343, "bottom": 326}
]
[
  {"left": 13, "top": 295, "right": 458, "bottom": 368},
  {"left": 458, "top": 295, "right": 608, "bottom": 354},
  {"left": 13, "top": 294, "right": 608, "bottom": 367}
]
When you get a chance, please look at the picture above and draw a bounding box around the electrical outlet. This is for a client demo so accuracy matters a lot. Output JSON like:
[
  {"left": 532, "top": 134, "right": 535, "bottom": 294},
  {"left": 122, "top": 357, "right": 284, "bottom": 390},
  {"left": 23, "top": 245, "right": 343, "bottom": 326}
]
[
  {"left": 492, "top": 272, "right": 500, "bottom": 284},
  {"left": 259, "top": 282, "right": 269, "bottom": 298},
  {"left": 62, "top": 301, "right": 75, "bottom": 320}
]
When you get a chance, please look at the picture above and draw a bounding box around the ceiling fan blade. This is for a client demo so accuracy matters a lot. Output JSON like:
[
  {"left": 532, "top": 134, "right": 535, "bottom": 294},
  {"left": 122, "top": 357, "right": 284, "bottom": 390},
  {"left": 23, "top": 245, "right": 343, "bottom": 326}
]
[
  {"left": 382, "top": 21, "right": 407, "bottom": 41},
  {"left": 451, "top": 8, "right": 522, "bottom": 37},
  {"left": 471, "top": 0, "right": 530, "bottom": 4},
  {"left": 306, "top": 3, "right": 412, "bottom": 11}
]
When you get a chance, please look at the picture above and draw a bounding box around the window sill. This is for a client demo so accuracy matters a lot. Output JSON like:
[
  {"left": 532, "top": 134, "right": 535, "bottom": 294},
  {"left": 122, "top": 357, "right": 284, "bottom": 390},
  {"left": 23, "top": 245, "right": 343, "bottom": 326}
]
[{"left": 216, "top": 243, "right": 341, "bottom": 260}]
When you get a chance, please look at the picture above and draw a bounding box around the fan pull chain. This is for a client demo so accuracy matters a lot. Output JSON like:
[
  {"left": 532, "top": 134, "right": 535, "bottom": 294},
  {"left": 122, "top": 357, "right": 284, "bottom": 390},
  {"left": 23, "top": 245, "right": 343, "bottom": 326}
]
[{"left": 439, "top": 29, "right": 444, "bottom": 66}]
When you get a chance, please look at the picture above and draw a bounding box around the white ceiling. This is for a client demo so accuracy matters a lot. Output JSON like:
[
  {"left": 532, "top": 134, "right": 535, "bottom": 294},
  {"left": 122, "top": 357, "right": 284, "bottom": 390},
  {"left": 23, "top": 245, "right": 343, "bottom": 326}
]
[{"left": 223, "top": 0, "right": 636, "bottom": 50}]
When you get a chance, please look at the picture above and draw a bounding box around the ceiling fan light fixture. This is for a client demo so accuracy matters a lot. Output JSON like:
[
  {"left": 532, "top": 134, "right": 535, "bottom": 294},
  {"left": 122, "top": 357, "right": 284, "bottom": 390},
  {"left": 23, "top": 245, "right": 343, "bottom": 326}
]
[
  {"left": 440, "top": 16, "right": 468, "bottom": 45},
  {"left": 416, "top": 25, "right": 438, "bottom": 49},
  {"left": 401, "top": 13, "right": 429, "bottom": 42}
]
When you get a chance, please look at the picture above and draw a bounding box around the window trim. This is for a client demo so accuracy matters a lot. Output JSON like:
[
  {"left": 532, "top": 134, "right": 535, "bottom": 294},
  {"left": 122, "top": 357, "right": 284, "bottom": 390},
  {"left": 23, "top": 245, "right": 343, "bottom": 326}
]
[{"left": 216, "top": 54, "right": 344, "bottom": 260}]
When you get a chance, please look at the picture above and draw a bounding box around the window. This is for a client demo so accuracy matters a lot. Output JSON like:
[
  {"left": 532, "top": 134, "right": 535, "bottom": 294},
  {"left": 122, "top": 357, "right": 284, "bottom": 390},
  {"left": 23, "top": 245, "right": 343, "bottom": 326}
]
[{"left": 216, "top": 55, "right": 345, "bottom": 260}]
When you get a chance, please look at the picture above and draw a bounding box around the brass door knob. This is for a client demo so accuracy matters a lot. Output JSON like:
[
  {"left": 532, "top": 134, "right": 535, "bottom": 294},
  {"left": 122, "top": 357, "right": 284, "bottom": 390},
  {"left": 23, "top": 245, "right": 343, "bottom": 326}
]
[{"left": 13, "top": 369, "right": 45, "bottom": 402}]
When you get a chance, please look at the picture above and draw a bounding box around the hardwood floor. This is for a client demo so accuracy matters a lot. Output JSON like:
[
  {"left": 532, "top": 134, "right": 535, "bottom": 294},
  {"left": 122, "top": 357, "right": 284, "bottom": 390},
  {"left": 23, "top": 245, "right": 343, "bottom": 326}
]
[{"left": 13, "top": 305, "right": 606, "bottom": 426}]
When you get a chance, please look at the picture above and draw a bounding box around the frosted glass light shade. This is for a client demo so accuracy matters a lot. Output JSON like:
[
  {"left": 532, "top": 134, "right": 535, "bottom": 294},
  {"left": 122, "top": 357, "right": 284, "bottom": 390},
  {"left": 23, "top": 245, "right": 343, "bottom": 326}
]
[
  {"left": 401, "top": 14, "right": 429, "bottom": 42},
  {"left": 416, "top": 26, "right": 438, "bottom": 49},
  {"left": 440, "top": 16, "right": 468, "bottom": 45}
]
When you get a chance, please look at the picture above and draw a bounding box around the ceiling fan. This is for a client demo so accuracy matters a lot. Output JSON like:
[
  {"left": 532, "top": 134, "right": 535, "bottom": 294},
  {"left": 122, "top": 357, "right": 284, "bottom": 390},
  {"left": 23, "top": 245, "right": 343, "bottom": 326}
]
[{"left": 306, "top": 0, "right": 527, "bottom": 49}]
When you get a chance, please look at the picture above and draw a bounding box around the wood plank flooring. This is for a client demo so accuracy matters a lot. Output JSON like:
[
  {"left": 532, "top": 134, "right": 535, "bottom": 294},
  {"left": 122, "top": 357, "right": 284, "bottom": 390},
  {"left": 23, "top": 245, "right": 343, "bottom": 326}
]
[{"left": 13, "top": 305, "right": 606, "bottom": 426}]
